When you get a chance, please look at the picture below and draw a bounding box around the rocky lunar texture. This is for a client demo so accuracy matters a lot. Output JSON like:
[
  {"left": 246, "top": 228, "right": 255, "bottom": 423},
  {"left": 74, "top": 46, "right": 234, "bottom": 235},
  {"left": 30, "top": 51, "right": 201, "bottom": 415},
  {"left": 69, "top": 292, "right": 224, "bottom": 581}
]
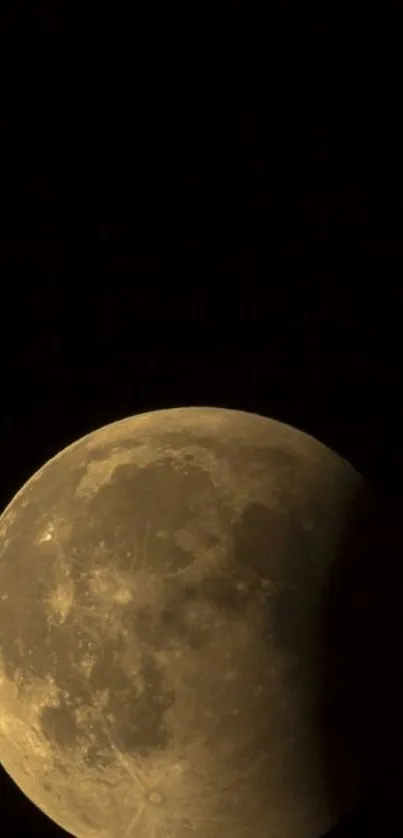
[{"left": 0, "top": 408, "right": 365, "bottom": 837}]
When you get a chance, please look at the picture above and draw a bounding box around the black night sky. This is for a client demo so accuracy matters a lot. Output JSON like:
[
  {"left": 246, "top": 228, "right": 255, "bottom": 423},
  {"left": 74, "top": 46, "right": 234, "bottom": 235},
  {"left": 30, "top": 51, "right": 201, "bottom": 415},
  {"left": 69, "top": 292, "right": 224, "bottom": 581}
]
[{"left": 1, "top": 6, "right": 403, "bottom": 838}]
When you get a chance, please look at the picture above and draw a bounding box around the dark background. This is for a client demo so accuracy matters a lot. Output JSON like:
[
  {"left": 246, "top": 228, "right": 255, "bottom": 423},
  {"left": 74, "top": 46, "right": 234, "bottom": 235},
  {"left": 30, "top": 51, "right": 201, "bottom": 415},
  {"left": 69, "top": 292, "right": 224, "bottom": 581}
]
[{"left": 1, "top": 5, "right": 403, "bottom": 838}]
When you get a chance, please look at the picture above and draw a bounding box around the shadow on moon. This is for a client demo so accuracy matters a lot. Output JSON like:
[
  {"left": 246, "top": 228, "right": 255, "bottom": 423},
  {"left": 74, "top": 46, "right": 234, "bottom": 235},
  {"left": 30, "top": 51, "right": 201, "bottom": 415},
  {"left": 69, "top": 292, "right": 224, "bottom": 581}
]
[{"left": 318, "top": 486, "right": 403, "bottom": 828}]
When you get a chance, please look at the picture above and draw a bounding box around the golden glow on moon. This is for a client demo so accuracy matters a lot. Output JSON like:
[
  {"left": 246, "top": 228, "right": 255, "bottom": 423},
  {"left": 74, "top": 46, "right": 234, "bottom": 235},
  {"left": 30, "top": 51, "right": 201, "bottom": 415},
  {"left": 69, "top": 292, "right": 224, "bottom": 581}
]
[{"left": 0, "top": 407, "right": 369, "bottom": 838}]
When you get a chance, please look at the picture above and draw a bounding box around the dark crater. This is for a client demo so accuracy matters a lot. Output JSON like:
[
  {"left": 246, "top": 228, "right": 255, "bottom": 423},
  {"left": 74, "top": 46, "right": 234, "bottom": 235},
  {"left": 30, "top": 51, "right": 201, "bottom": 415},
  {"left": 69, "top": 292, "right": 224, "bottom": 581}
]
[
  {"left": 90, "top": 652, "right": 175, "bottom": 756},
  {"left": 134, "top": 599, "right": 208, "bottom": 651},
  {"left": 38, "top": 640, "right": 175, "bottom": 761},
  {"left": 41, "top": 698, "right": 79, "bottom": 748},
  {"left": 181, "top": 574, "right": 251, "bottom": 615}
]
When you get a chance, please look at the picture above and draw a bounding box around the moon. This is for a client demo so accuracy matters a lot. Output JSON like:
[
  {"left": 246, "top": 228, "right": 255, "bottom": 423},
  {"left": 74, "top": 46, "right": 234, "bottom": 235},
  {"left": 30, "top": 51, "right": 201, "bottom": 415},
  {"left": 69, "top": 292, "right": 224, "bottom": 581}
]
[{"left": 0, "top": 407, "right": 375, "bottom": 837}]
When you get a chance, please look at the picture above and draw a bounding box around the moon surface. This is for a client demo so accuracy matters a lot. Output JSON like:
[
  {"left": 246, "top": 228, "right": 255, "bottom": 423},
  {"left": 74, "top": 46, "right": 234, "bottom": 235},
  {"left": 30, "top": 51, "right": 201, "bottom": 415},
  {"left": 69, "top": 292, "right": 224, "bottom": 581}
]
[{"left": 0, "top": 407, "right": 368, "bottom": 837}]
